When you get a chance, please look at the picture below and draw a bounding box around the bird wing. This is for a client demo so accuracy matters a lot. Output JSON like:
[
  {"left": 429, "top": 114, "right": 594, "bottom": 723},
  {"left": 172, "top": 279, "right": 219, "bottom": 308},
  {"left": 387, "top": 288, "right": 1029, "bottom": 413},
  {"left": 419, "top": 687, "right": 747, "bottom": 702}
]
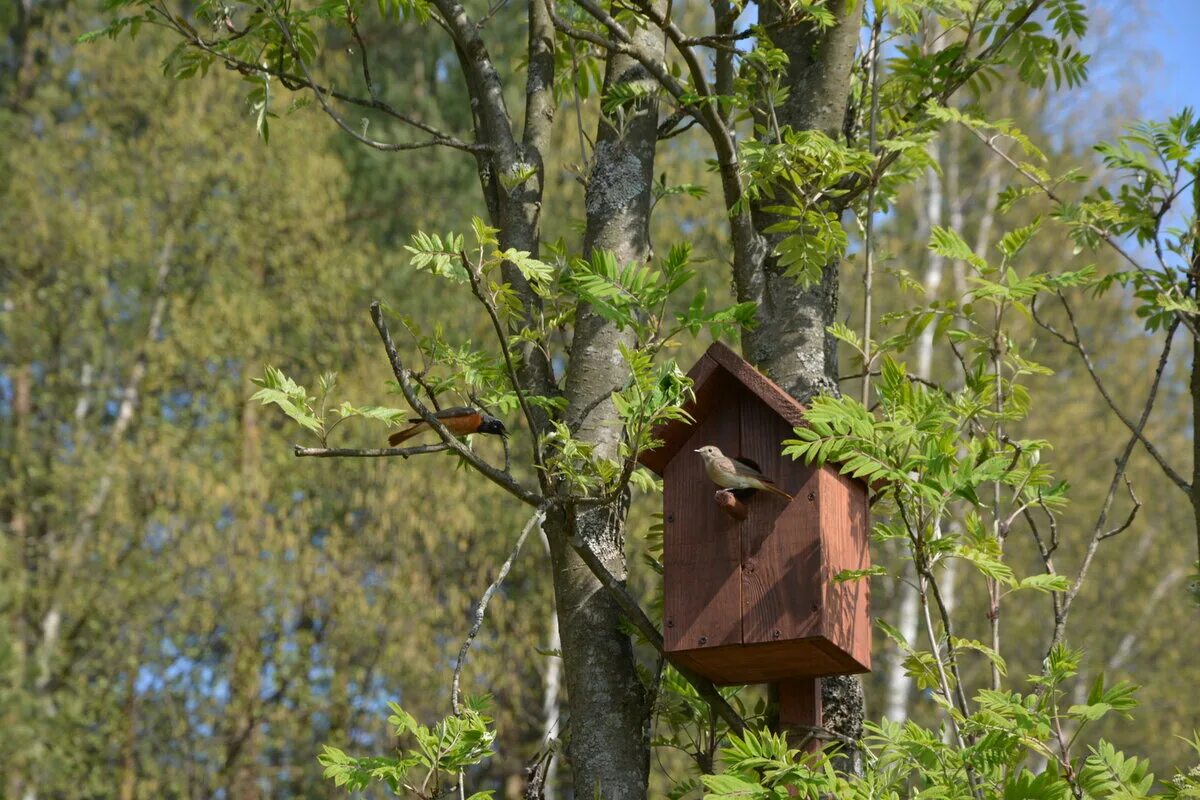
[
  {"left": 406, "top": 406, "right": 477, "bottom": 423},
  {"left": 730, "top": 459, "right": 771, "bottom": 481}
]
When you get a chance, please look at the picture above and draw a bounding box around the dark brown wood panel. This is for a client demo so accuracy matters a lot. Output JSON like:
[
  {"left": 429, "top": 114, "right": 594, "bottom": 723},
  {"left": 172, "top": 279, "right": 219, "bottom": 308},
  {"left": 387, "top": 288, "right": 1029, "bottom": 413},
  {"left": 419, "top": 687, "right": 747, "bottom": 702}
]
[
  {"left": 739, "top": 395, "right": 822, "bottom": 646},
  {"left": 668, "top": 636, "right": 869, "bottom": 685},
  {"left": 819, "top": 469, "right": 872, "bottom": 671},
  {"left": 663, "top": 400, "right": 742, "bottom": 652}
]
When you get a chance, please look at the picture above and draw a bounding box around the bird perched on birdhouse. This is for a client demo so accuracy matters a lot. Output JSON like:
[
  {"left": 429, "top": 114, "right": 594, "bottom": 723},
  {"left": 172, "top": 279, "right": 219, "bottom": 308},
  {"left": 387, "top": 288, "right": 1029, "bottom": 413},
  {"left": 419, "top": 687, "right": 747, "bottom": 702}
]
[{"left": 695, "top": 445, "right": 794, "bottom": 501}]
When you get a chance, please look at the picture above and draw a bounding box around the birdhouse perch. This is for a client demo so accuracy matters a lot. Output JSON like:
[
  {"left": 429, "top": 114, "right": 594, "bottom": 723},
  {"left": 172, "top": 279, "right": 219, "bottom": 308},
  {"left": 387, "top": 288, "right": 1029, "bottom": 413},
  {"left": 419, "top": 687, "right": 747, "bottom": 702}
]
[{"left": 639, "top": 342, "right": 871, "bottom": 687}]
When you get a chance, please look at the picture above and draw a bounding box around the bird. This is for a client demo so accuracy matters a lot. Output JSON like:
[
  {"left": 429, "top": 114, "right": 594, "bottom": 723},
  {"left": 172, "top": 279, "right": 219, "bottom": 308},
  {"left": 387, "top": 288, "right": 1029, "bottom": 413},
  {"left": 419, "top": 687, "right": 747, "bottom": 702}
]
[
  {"left": 694, "top": 445, "right": 793, "bottom": 501},
  {"left": 387, "top": 406, "right": 508, "bottom": 446}
]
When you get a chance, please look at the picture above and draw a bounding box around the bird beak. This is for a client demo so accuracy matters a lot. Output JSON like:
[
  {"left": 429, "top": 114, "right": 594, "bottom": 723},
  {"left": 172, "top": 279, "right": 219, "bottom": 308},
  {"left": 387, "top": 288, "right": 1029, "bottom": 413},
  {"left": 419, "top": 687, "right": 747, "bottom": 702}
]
[{"left": 693, "top": 448, "right": 702, "bottom": 453}]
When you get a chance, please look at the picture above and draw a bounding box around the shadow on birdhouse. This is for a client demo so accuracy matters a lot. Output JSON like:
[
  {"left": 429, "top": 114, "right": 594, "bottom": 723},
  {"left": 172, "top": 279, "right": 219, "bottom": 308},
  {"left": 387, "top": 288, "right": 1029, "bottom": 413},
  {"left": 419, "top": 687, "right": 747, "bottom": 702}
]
[{"left": 639, "top": 342, "right": 871, "bottom": 687}]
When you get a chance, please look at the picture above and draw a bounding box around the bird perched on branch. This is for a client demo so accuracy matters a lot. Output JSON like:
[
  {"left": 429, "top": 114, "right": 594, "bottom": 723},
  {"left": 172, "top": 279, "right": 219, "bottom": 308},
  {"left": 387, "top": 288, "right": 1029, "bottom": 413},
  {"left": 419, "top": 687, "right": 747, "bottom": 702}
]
[
  {"left": 388, "top": 407, "right": 508, "bottom": 446},
  {"left": 694, "top": 445, "right": 793, "bottom": 501}
]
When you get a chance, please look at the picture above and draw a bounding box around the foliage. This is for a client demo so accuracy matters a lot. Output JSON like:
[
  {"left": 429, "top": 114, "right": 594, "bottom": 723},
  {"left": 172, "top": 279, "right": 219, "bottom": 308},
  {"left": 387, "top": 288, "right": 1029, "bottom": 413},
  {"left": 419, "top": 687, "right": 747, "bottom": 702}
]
[
  {"left": 319, "top": 698, "right": 497, "bottom": 798},
  {"left": 3, "top": 0, "right": 1190, "bottom": 796}
]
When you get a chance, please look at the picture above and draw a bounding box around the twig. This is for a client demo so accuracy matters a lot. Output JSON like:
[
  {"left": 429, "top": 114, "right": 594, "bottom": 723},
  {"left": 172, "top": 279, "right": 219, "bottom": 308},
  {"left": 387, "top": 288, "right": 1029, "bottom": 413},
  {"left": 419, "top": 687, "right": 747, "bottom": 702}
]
[
  {"left": 271, "top": 13, "right": 478, "bottom": 154},
  {"left": 841, "top": 0, "right": 1051, "bottom": 208},
  {"left": 452, "top": 508, "right": 547, "bottom": 713},
  {"left": 346, "top": 7, "right": 376, "bottom": 99},
  {"left": 1097, "top": 477, "right": 1141, "bottom": 541},
  {"left": 1032, "top": 297, "right": 1188, "bottom": 492},
  {"left": 294, "top": 444, "right": 450, "bottom": 458},
  {"left": 1044, "top": 300, "right": 1176, "bottom": 656},
  {"left": 152, "top": 3, "right": 485, "bottom": 153},
  {"left": 464, "top": 254, "right": 547, "bottom": 480},
  {"left": 370, "top": 301, "right": 544, "bottom": 506},
  {"left": 969, "top": 124, "right": 1199, "bottom": 338},
  {"left": 861, "top": 7, "right": 884, "bottom": 405}
]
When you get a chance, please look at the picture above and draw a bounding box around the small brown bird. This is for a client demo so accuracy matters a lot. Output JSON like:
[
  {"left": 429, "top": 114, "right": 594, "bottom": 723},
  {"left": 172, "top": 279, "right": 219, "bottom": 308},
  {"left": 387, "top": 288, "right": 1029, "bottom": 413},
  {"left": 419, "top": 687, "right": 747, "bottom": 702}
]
[
  {"left": 388, "top": 406, "right": 508, "bottom": 446},
  {"left": 694, "top": 445, "right": 793, "bottom": 501}
]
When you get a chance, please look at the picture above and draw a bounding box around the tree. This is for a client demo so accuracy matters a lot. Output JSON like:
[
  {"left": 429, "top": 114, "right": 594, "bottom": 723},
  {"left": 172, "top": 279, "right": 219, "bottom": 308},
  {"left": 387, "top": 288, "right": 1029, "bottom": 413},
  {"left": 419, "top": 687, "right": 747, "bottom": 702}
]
[{"left": 80, "top": 0, "right": 1199, "bottom": 797}]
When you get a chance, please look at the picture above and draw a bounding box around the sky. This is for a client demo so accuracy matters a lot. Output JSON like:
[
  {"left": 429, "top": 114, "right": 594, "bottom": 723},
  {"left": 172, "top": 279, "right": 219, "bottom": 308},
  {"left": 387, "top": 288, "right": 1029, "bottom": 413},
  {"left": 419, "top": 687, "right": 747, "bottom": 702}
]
[{"left": 1139, "top": 0, "right": 1200, "bottom": 119}]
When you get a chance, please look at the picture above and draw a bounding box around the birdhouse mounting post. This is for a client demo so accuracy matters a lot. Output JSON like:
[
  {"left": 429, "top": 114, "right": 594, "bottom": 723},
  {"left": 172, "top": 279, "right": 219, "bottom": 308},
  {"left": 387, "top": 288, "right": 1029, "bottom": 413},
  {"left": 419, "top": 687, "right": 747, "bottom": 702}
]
[{"left": 776, "top": 677, "right": 822, "bottom": 752}]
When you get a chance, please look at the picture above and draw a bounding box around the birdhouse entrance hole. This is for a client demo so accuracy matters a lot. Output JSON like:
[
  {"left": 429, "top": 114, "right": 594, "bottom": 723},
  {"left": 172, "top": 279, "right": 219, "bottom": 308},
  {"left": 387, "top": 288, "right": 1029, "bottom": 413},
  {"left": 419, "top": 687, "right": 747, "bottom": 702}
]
[{"left": 640, "top": 343, "right": 871, "bottom": 687}]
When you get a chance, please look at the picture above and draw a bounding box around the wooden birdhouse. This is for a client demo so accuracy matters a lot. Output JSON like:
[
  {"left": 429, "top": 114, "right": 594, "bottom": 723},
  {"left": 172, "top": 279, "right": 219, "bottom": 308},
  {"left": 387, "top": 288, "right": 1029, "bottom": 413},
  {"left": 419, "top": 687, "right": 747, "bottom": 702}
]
[{"left": 639, "top": 342, "right": 871, "bottom": 687}]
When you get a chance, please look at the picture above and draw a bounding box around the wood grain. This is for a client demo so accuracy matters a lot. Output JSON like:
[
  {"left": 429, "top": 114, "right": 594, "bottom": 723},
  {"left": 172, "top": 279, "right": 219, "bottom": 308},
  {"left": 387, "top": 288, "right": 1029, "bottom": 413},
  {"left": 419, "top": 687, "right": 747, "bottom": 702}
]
[
  {"left": 663, "top": 394, "right": 742, "bottom": 652},
  {"left": 819, "top": 468, "right": 872, "bottom": 671},
  {"left": 778, "top": 677, "right": 822, "bottom": 752},
  {"left": 647, "top": 341, "right": 874, "bottom": 685},
  {"left": 739, "top": 394, "right": 822, "bottom": 647}
]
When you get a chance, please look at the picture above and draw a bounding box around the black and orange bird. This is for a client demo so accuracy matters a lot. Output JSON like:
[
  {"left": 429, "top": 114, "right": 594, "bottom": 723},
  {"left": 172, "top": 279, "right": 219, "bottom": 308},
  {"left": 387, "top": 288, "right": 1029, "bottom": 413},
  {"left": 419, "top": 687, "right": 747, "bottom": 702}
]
[{"left": 387, "top": 406, "right": 508, "bottom": 446}]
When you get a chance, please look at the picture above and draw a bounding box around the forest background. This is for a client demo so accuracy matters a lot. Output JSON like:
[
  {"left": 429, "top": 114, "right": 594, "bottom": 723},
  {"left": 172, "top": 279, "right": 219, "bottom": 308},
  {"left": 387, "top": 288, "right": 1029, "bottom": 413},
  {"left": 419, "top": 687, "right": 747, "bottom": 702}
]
[{"left": 1, "top": 0, "right": 1198, "bottom": 797}]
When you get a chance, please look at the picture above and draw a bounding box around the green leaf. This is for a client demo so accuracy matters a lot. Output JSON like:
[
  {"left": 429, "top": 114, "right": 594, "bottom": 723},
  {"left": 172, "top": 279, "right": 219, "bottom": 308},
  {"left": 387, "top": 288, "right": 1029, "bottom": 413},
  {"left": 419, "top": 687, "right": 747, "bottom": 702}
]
[{"left": 1015, "top": 574, "right": 1070, "bottom": 593}]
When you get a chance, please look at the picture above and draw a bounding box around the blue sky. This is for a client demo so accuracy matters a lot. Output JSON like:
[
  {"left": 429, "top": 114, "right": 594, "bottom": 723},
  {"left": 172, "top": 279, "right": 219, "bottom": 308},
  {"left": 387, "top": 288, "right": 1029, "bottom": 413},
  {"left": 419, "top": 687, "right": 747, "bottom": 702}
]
[{"left": 1140, "top": 0, "right": 1200, "bottom": 119}]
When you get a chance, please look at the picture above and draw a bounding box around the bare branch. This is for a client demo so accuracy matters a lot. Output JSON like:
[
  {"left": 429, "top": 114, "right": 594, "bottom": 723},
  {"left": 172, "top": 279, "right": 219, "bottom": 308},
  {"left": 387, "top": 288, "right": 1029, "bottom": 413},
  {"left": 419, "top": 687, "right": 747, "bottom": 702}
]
[
  {"left": 1032, "top": 298, "right": 1189, "bottom": 493},
  {"left": 294, "top": 443, "right": 451, "bottom": 458},
  {"left": 1044, "top": 299, "right": 1178, "bottom": 655},
  {"left": 152, "top": 5, "right": 485, "bottom": 153},
  {"left": 346, "top": 6, "right": 376, "bottom": 100},
  {"left": 452, "top": 508, "right": 547, "bottom": 712},
  {"left": 267, "top": 11, "right": 486, "bottom": 154},
  {"left": 464, "top": 254, "right": 548, "bottom": 481},
  {"left": 1097, "top": 477, "right": 1141, "bottom": 541}
]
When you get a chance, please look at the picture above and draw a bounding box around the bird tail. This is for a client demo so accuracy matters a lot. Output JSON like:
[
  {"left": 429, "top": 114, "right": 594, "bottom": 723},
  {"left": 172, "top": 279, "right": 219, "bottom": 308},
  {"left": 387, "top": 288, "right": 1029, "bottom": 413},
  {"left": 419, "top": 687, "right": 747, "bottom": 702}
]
[
  {"left": 387, "top": 423, "right": 425, "bottom": 446},
  {"left": 760, "top": 482, "right": 793, "bottom": 501}
]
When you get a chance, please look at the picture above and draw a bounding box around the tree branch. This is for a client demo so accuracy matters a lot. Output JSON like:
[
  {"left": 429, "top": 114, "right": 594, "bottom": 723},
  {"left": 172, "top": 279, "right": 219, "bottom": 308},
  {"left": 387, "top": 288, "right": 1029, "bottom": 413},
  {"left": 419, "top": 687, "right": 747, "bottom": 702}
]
[
  {"left": 464, "top": 255, "right": 547, "bottom": 481},
  {"left": 452, "top": 507, "right": 547, "bottom": 713},
  {"left": 267, "top": 10, "right": 485, "bottom": 154},
  {"left": 370, "top": 301, "right": 544, "bottom": 506},
  {"left": 152, "top": 4, "right": 485, "bottom": 153},
  {"left": 567, "top": 534, "right": 745, "bottom": 735},
  {"left": 971, "top": 125, "right": 1200, "bottom": 338},
  {"left": 1032, "top": 298, "right": 1189, "bottom": 492},
  {"left": 294, "top": 443, "right": 451, "bottom": 458},
  {"left": 1044, "top": 303, "right": 1177, "bottom": 656}
]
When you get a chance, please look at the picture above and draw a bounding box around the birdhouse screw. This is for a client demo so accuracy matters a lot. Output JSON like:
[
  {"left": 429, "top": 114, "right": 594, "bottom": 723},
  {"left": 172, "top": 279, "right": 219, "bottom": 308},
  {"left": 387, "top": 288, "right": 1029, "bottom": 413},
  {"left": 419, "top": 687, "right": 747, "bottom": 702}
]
[
  {"left": 772, "top": 630, "right": 781, "bottom": 639},
  {"left": 699, "top": 636, "right": 708, "bottom": 645},
  {"left": 807, "top": 491, "right": 816, "bottom": 501},
  {"left": 666, "top": 513, "right": 675, "bottom": 523},
  {"left": 666, "top": 619, "right": 674, "bottom": 628}
]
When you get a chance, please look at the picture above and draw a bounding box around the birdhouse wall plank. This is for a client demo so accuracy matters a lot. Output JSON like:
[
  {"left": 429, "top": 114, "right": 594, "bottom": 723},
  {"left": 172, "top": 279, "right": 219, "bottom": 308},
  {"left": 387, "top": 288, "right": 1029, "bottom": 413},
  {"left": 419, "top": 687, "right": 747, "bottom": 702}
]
[
  {"left": 738, "top": 396, "right": 823, "bottom": 647},
  {"left": 662, "top": 397, "right": 742, "bottom": 653},
  {"left": 818, "top": 469, "right": 872, "bottom": 671}
]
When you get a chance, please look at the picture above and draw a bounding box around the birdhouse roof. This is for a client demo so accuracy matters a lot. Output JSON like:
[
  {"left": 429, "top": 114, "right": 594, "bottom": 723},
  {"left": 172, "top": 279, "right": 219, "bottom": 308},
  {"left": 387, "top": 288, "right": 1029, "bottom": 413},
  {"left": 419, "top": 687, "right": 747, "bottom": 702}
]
[{"left": 639, "top": 341, "right": 807, "bottom": 476}]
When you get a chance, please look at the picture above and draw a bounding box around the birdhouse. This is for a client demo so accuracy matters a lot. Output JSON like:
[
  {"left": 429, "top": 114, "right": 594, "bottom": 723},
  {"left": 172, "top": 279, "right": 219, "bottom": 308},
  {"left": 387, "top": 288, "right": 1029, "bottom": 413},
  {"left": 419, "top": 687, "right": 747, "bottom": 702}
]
[{"left": 639, "top": 342, "right": 871, "bottom": 686}]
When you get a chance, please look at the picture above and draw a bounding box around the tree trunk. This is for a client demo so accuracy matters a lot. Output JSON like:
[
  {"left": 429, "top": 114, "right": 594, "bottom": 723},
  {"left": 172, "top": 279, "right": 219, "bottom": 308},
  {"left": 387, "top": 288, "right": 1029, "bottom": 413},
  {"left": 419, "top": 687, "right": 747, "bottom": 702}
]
[
  {"left": 544, "top": 17, "right": 663, "bottom": 800},
  {"left": 742, "top": 0, "right": 866, "bottom": 764}
]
